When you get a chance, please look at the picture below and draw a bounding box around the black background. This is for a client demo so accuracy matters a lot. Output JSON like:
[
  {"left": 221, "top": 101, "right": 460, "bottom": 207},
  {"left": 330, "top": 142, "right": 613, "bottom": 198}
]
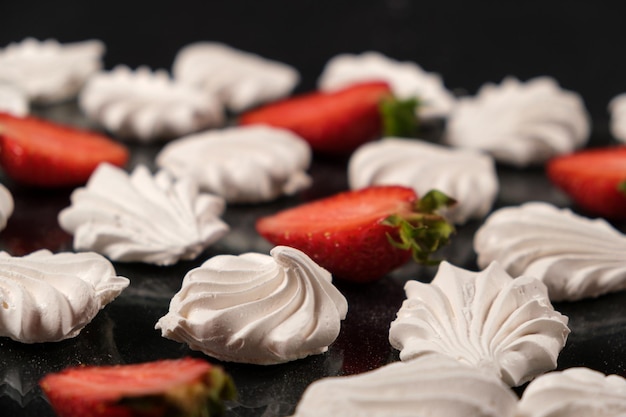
[{"left": 3, "top": 0, "right": 626, "bottom": 125}]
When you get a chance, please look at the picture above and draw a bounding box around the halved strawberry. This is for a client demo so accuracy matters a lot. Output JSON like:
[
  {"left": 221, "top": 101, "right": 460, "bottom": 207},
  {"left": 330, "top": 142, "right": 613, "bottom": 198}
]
[
  {"left": 256, "top": 186, "right": 455, "bottom": 282},
  {"left": 39, "top": 357, "right": 236, "bottom": 417},
  {"left": 0, "top": 112, "right": 129, "bottom": 187},
  {"left": 239, "top": 81, "right": 417, "bottom": 155},
  {"left": 546, "top": 146, "right": 626, "bottom": 219}
]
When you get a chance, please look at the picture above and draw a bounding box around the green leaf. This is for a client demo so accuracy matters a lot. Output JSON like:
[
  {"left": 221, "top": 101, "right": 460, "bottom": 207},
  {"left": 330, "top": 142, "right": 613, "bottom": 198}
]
[
  {"left": 379, "top": 96, "right": 420, "bottom": 138},
  {"left": 417, "top": 189, "right": 457, "bottom": 213},
  {"left": 117, "top": 367, "right": 236, "bottom": 417},
  {"left": 383, "top": 189, "right": 456, "bottom": 266},
  {"left": 618, "top": 180, "right": 626, "bottom": 196}
]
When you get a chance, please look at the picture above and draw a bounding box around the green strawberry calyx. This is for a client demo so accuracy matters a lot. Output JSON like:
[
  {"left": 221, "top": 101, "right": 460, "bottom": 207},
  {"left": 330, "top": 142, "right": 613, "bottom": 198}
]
[
  {"left": 117, "top": 366, "right": 237, "bottom": 417},
  {"left": 379, "top": 96, "right": 421, "bottom": 138},
  {"left": 382, "top": 189, "right": 456, "bottom": 265}
]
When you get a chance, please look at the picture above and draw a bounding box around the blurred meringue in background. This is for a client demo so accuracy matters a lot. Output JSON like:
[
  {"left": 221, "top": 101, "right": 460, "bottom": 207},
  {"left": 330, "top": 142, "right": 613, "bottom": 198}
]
[
  {"left": 318, "top": 51, "right": 456, "bottom": 120},
  {"left": 445, "top": 76, "right": 590, "bottom": 167},
  {"left": 172, "top": 41, "right": 300, "bottom": 113},
  {"left": 79, "top": 65, "right": 225, "bottom": 142},
  {"left": 0, "top": 38, "right": 104, "bottom": 105}
]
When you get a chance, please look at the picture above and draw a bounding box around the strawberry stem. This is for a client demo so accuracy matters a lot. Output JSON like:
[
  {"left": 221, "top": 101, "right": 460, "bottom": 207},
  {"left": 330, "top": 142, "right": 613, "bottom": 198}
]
[
  {"left": 379, "top": 96, "right": 420, "bottom": 138},
  {"left": 382, "top": 189, "right": 456, "bottom": 265},
  {"left": 618, "top": 180, "right": 626, "bottom": 196}
]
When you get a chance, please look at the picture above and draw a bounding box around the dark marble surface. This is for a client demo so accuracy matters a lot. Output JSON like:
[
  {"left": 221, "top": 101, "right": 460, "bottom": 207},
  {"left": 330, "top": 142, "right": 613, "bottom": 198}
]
[{"left": 0, "top": 102, "right": 624, "bottom": 416}]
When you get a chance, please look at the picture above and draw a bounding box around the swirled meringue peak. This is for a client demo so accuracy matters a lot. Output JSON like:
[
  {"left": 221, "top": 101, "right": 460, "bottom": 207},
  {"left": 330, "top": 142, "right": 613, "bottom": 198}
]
[
  {"left": 389, "top": 261, "right": 570, "bottom": 387},
  {"left": 155, "top": 246, "right": 348, "bottom": 365},
  {"left": 517, "top": 367, "right": 626, "bottom": 417},
  {"left": 79, "top": 65, "right": 224, "bottom": 142},
  {"left": 318, "top": 51, "right": 456, "bottom": 119},
  {"left": 290, "top": 353, "right": 518, "bottom": 417},
  {"left": 58, "top": 163, "right": 229, "bottom": 266},
  {"left": 348, "top": 138, "right": 498, "bottom": 224},
  {"left": 0, "top": 82, "right": 28, "bottom": 116},
  {"left": 0, "top": 249, "right": 129, "bottom": 343},
  {"left": 474, "top": 202, "right": 626, "bottom": 302},
  {"left": 0, "top": 38, "right": 104, "bottom": 104},
  {"left": 172, "top": 42, "right": 299, "bottom": 113},
  {"left": 156, "top": 125, "right": 312, "bottom": 203},
  {"left": 609, "top": 93, "right": 626, "bottom": 143},
  {"left": 445, "top": 76, "right": 590, "bottom": 167},
  {"left": 0, "top": 182, "right": 14, "bottom": 231}
]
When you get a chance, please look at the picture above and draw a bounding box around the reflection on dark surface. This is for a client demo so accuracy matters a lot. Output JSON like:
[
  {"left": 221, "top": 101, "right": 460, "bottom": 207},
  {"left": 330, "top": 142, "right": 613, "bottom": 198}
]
[
  {"left": 495, "top": 166, "right": 568, "bottom": 209},
  {"left": 554, "top": 291, "right": 626, "bottom": 377},
  {"left": 224, "top": 352, "right": 343, "bottom": 417},
  {"left": 332, "top": 278, "right": 405, "bottom": 375},
  {"left": 0, "top": 312, "right": 121, "bottom": 411},
  {"left": 1, "top": 187, "right": 73, "bottom": 256}
]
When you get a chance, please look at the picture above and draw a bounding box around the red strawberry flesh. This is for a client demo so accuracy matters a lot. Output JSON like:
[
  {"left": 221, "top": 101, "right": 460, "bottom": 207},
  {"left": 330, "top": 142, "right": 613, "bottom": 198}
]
[
  {"left": 259, "top": 186, "right": 416, "bottom": 233},
  {"left": 0, "top": 112, "right": 128, "bottom": 187},
  {"left": 39, "top": 357, "right": 236, "bottom": 417},
  {"left": 547, "top": 146, "right": 626, "bottom": 219},
  {"left": 239, "top": 81, "right": 393, "bottom": 155},
  {"left": 256, "top": 186, "right": 448, "bottom": 282}
]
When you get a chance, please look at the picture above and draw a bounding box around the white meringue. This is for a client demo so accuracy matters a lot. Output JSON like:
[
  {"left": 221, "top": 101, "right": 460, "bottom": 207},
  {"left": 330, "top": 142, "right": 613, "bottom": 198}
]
[
  {"left": 172, "top": 42, "right": 299, "bottom": 113},
  {"left": 156, "top": 125, "right": 312, "bottom": 203},
  {"left": 0, "top": 249, "right": 129, "bottom": 343},
  {"left": 0, "top": 38, "right": 104, "bottom": 104},
  {"left": 389, "top": 261, "right": 570, "bottom": 387},
  {"left": 58, "top": 163, "right": 228, "bottom": 266},
  {"left": 318, "top": 51, "right": 456, "bottom": 119},
  {"left": 445, "top": 76, "right": 590, "bottom": 167},
  {"left": 79, "top": 65, "right": 224, "bottom": 142},
  {"left": 0, "top": 183, "right": 14, "bottom": 231},
  {"left": 348, "top": 138, "right": 498, "bottom": 224},
  {"left": 609, "top": 93, "right": 626, "bottom": 143},
  {"left": 517, "top": 367, "right": 626, "bottom": 417},
  {"left": 0, "top": 82, "right": 28, "bottom": 116},
  {"left": 155, "top": 246, "right": 348, "bottom": 365},
  {"left": 474, "top": 202, "right": 626, "bottom": 301},
  {"left": 290, "top": 353, "right": 518, "bottom": 417}
]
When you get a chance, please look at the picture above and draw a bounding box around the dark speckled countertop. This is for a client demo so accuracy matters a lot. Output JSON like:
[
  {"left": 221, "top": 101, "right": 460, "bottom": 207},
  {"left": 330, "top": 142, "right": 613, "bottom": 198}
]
[{"left": 0, "top": 100, "right": 624, "bottom": 417}]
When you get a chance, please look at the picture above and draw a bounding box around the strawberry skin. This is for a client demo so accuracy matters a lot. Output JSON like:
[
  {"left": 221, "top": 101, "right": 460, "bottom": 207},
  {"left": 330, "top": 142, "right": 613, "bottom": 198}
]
[
  {"left": 546, "top": 146, "right": 626, "bottom": 219},
  {"left": 256, "top": 186, "right": 454, "bottom": 282},
  {"left": 39, "top": 357, "right": 236, "bottom": 417},
  {"left": 238, "top": 81, "right": 393, "bottom": 155},
  {"left": 0, "top": 112, "right": 129, "bottom": 187}
]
